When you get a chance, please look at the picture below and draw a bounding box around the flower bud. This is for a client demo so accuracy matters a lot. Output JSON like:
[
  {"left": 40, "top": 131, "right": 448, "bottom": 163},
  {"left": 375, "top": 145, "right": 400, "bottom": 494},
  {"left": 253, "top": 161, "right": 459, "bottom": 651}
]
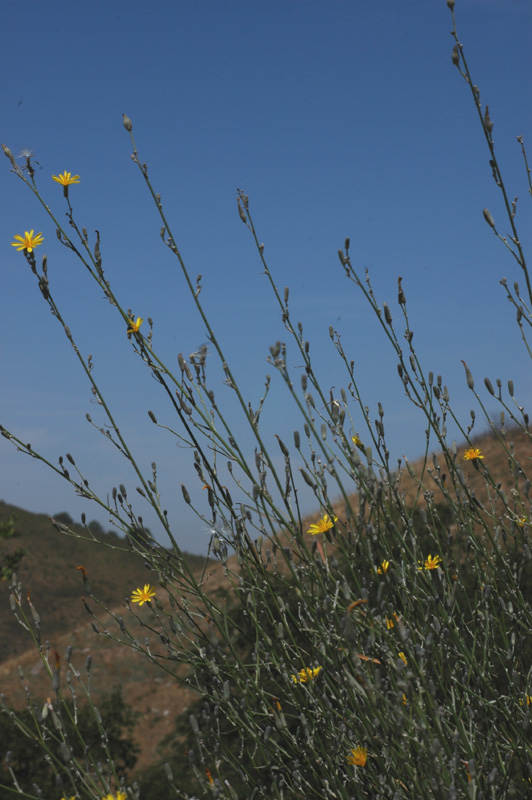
[
  {"left": 275, "top": 435, "right": 289, "bottom": 457},
  {"left": 122, "top": 113, "right": 133, "bottom": 131},
  {"left": 484, "top": 105, "right": 493, "bottom": 134},
  {"left": 461, "top": 360, "right": 474, "bottom": 390},
  {"left": 237, "top": 198, "right": 247, "bottom": 224},
  {"left": 483, "top": 208, "right": 496, "bottom": 229},
  {"left": 397, "top": 276, "right": 406, "bottom": 305},
  {"left": 484, "top": 377, "right": 494, "bottom": 396},
  {"left": 1, "top": 143, "right": 18, "bottom": 169},
  {"left": 189, "top": 714, "right": 199, "bottom": 734}
]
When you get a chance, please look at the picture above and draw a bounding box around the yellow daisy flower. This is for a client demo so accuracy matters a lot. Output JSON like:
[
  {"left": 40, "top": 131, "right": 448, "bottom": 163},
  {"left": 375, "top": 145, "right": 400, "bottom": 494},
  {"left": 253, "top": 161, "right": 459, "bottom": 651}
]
[
  {"left": 307, "top": 514, "right": 337, "bottom": 535},
  {"left": 11, "top": 230, "right": 44, "bottom": 253},
  {"left": 127, "top": 316, "right": 143, "bottom": 334},
  {"left": 52, "top": 171, "right": 80, "bottom": 186},
  {"left": 463, "top": 447, "right": 483, "bottom": 461},
  {"left": 291, "top": 666, "right": 322, "bottom": 684},
  {"left": 131, "top": 584, "right": 156, "bottom": 605},
  {"left": 418, "top": 554, "right": 442, "bottom": 571}
]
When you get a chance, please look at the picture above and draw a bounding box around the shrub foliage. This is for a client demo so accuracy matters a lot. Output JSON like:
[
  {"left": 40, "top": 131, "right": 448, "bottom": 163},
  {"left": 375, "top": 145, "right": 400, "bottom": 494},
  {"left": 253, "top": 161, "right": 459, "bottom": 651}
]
[{"left": 1, "top": 3, "right": 532, "bottom": 799}]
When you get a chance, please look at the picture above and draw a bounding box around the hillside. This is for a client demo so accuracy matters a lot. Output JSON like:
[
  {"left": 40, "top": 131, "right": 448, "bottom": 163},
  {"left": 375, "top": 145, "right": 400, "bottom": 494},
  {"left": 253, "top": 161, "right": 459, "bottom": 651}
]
[
  {"left": 0, "top": 425, "right": 530, "bottom": 775},
  {"left": 0, "top": 600, "right": 207, "bottom": 772},
  {"left": 0, "top": 502, "right": 208, "bottom": 661}
]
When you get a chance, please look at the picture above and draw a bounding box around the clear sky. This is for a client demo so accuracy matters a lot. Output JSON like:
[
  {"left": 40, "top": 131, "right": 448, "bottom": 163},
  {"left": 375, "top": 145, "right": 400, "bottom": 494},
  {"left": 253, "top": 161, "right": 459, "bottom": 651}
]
[{"left": 1, "top": 0, "right": 531, "bottom": 554}]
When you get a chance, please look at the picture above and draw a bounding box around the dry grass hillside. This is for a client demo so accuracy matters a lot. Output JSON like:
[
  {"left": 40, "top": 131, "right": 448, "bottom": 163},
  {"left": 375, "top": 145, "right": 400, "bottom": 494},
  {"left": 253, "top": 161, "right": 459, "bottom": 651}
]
[
  {"left": 0, "top": 502, "right": 208, "bottom": 662},
  {"left": 0, "top": 425, "right": 530, "bottom": 773},
  {"left": 308, "top": 426, "right": 530, "bottom": 529}
]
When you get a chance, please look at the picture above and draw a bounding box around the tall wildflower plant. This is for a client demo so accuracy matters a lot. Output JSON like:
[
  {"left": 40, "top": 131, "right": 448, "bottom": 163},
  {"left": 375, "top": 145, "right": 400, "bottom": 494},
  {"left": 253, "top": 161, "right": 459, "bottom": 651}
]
[{"left": 2, "top": 3, "right": 532, "bottom": 798}]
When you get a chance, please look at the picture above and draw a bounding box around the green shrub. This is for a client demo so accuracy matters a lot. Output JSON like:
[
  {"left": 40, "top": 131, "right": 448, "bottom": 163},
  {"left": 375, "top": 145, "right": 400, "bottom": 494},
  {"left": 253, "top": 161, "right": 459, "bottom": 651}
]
[
  {"left": 1, "top": 3, "right": 531, "bottom": 799},
  {"left": 0, "top": 688, "right": 137, "bottom": 798}
]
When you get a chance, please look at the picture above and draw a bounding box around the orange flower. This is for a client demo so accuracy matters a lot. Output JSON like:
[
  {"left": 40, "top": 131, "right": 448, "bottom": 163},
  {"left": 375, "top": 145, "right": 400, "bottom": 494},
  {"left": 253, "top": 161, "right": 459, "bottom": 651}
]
[{"left": 347, "top": 746, "right": 367, "bottom": 767}]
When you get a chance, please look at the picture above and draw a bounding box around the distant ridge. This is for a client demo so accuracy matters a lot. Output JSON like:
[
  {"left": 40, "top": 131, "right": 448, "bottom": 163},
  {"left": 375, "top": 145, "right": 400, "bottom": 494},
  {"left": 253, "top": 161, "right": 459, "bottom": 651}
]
[
  {"left": 2, "top": 426, "right": 529, "bottom": 660},
  {"left": 0, "top": 501, "right": 207, "bottom": 661}
]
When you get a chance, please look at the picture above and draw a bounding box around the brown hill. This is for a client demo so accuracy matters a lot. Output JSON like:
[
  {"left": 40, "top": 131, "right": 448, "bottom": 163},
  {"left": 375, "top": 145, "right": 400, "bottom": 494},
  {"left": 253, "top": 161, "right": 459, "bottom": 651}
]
[
  {"left": 305, "top": 426, "right": 531, "bottom": 533},
  {"left": 0, "top": 426, "right": 530, "bottom": 774},
  {"left": 0, "top": 502, "right": 224, "bottom": 771},
  {"left": 399, "top": 427, "right": 530, "bottom": 509},
  {"left": 0, "top": 501, "right": 208, "bottom": 661},
  {"left": 0, "top": 604, "right": 203, "bottom": 772}
]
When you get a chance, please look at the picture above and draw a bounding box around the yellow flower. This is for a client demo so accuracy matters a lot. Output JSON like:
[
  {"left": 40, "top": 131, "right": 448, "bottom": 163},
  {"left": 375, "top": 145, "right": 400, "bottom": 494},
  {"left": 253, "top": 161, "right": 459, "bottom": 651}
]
[
  {"left": 131, "top": 583, "right": 156, "bottom": 605},
  {"left": 346, "top": 746, "right": 367, "bottom": 767},
  {"left": 307, "top": 514, "right": 337, "bottom": 535},
  {"left": 11, "top": 230, "right": 44, "bottom": 252},
  {"left": 127, "top": 316, "right": 143, "bottom": 334},
  {"left": 418, "top": 554, "right": 442, "bottom": 571},
  {"left": 463, "top": 447, "right": 484, "bottom": 461},
  {"left": 402, "top": 693, "right": 407, "bottom": 706},
  {"left": 398, "top": 651, "right": 407, "bottom": 665},
  {"left": 351, "top": 434, "right": 365, "bottom": 452},
  {"left": 102, "top": 794, "right": 127, "bottom": 800},
  {"left": 291, "top": 665, "right": 322, "bottom": 684},
  {"left": 377, "top": 559, "right": 390, "bottom": 574},
  {"left": 52, "top": 171, "right": 80, "bottom": 186},
  {"left": 386, "top": 614, "right": 399, "bottom": 629}
]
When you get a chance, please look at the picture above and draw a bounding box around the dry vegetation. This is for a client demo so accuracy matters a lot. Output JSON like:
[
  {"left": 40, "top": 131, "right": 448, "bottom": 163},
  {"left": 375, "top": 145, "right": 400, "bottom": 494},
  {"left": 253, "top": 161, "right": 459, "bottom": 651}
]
[{"left": 1, "top": 424, "right": 529, "bottom": 774}]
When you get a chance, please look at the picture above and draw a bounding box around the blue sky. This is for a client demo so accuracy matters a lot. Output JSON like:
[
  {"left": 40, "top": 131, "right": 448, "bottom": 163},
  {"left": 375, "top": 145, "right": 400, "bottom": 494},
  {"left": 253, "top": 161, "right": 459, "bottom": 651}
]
[{"left": 1, "top": 0, "right": 531, "bottom": 554}]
